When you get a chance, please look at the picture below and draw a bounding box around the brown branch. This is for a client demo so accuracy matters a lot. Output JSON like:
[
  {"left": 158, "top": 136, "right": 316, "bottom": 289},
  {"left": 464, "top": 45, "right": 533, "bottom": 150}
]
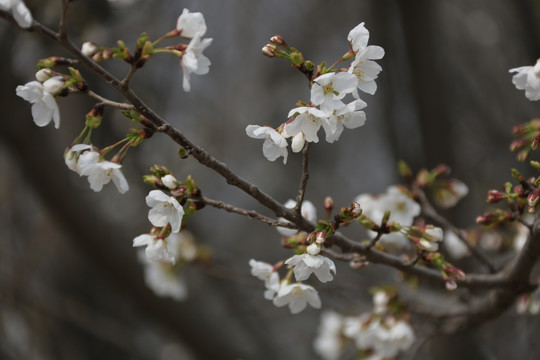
[
  {"left": 293, "top": 142, "right": 311, "bottom": 217},
  {"left": 22, "top": 18, "right": 539, "bottom": 314},
  {"left": 59, "top": 0, "right": 70, "bottom": 40}
]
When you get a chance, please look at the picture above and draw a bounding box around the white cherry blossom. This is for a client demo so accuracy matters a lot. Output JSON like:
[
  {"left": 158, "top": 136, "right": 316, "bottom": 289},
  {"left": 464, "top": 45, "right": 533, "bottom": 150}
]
[
  {"left": 347, "top": 22, "right": 385, "bottom": 95},
  {"left": 64, "top": 144, "right": 93, "bottom": 173},
  {"left": 78, "top": 151, "right": 129, "bottom": 194},
  {"left": 0, "top": 0, "right": 32, "bottom": 28},
  {"left": 176, "top": 8, "right": 207, "bottom": 38},
  {"left": 146, "top": 190, "right": 184, "bottom": 233},
  {"left": 16, "top": 81, "right": 60, "bottom": 129},
  {"left": 182, "top": 32, "right": 212, "bottom": 92},
  {"left": 311, "top": 72, "right": 358, "bottom": 112},
  {"left": 284, "top": 106, "right": 328, "bottom": 144},
  {"left": 249, "top": 259, "right": 280, "bottom": 299},
  {"left": 245, "top": 125, "right": 288, "bottom": 164},
  {"left": 285, "top": 253, "right": 336, "bottom": 283},
  {"left": 133, "top": 234, "right": 176, "bottom": 264},
  {"left": 321, "top": 99, "right": 366, "bottom": 143},
  {"left": 273, "top": 282, "right": 321, "bottom": 314},
  {"left": 510, "top": 59, "right": 540, "bottom": 101}
]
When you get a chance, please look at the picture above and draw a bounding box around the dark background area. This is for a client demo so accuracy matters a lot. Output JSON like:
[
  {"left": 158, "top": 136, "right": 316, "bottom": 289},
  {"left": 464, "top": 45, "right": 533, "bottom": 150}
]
[{"left": 2, "top": 0, "right": 540, "bottom": 359}]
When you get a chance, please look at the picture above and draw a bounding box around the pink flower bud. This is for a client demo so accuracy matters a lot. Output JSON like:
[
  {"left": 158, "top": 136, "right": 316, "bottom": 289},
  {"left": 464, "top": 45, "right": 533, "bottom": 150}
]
[
  {"left": 262, "top": 44, "right": 276, "bottom": 57},
  {"left": 270, "top": 35, "right": 286, "bottom": 46},
  {"left": 487, "top": 190, "right": 506, "bottom": 203}
]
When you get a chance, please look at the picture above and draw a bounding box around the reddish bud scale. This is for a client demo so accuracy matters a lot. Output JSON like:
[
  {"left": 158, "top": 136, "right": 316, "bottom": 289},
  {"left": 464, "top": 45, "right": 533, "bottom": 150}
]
[
  {"left": 262, "top": 44, "right": 276, "bottom": 57},
  {"left": 510, "top": 139, "right": 528, "bottom": 152},
  {"left": 487, "top": 190, "right": 506, "bottom": 203},
  {"left": 532, "top": 135, "right": 540, "bottom": 150},
  {"left": 270, "top": 35, "right": 286, "bottom": 46}
]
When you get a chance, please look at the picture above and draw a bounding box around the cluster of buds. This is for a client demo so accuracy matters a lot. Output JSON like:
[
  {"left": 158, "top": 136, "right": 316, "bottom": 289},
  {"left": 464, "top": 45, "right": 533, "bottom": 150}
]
[
  {"left": 422, "top": 252, "right": 466, "bottom": 290},
  {"left": 511, "top": 118, "right": 540, "bottom": 161},
  {"left": 262, "top": 34, "right": 315, "bottom": 76},
  {"left": 402, "top": 224, "right": 443, "bottom": 252}
]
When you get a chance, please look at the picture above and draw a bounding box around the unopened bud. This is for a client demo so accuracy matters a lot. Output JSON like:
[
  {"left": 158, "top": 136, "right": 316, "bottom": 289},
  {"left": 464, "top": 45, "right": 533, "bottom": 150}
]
[
  {"left": 324, "top": 196, "right": 334, "bottom": 218},
  {"left": 35, "top": 68, "right": 53, "bottom": 82},
  {"left": 487, "top": 189, "right": 506, "bottom": 203},
  {"left": 315, "top": 231, "right": 326, "bottom": 245},
  {"left": 262, "top": 44, "right": 276, "bottom": 57},
  {"left": 532, "top": 135, "right": 540, "bottom": 150},
  {"left": 510, "top": 139, "right": 528, "bottom": 152},
  {"left": 351, "top": 202, "right": 362, "bottom": 217},
  {"left": 270, "top": 35, "right": 286, "bottom": 46},
  {"left": 291, "top": 132, "right": 305, "bottom": 153},
  {"left": 527, "top": 189, "right": 540, "bottom": 210},
  {"left": 306, "top": 242, "right": 321, "bottom": 255},
  {"left": 445, "top": 279, "right": 457, "bottom": 291},
  {"left": 161, "top": 174, "right": 178, "bottom": 190},
  {"left": 81, "top": 42, "right": 99, "bottom": 57},
  {"left": 43, "top": 76, "right": 64, "bottom": 95},
  {"left": 304, "top": 60, "right": 314, "bottom": 72}
]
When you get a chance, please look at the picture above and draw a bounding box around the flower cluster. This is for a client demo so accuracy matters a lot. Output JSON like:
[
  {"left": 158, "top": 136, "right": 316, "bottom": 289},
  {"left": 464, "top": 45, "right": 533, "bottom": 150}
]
[
  {"left": 176, "top": 9, "right": 212, "bottom": 92},
  {"left": 64, "top": 144, "right": 129, "bottom": 193},
  {"left": 0, "top": 0, "right": 32, "bottom": 28},
  {"left": 246, "top": 22, "right": 383, "bottom": 164},
  {"left": 250, "top": 199, "right": 337, "bottom": 314},
  {"left": 16, "top": 70, "right": 65, "bottom": 129},
  {"left": 313, "top": 290, "right": 415, "bottom": 360}
]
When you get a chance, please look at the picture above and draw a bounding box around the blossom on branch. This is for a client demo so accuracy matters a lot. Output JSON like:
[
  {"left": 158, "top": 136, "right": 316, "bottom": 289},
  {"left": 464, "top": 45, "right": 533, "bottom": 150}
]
[
  {"left": 510, "top": 59, "right": 540, "bottom": 101},
  {"left": 273, "top": 282, "right": 321, "bottom": 314},
  {"left": 64, "top": 144, "right": 93, "bottom": 173},
  {"left": 146, "top": 190, "right": 184, "bottom": 233},
  {"left": 310, "top": 72, "right": 358, "bottom": 112},
  {"left": 78, "top": 150, "right": 129, "bottom": 194},
  {"left": 285, "top": 253, "right": 336, "bottom": 283},
  {"left": 245, "top": 125, "right": 289, "bottom": 164},
  {"left": 249, "top": 259, "right": 280, "bottom": 299},
  {"left": 176, "top": 8, "right": 207, "bottom": 38},
  {"left": 0, "top": 0, "right": 32, "bottom": 28},
  {"left": 284, "top": 106, "right": 328, "bottom": 145},
  {"left": 133, "top": 234, "right": 176, "bottom": 264},
  {"left": 347, "top": 22, "right": 385, "bottom": 95},
  {"left": 16, "top": 80, "right": 62, "bottom": 129},
  {"left": 182, "top": 32, "right": 212, "bottom": 92},
  {"left": 321, "top": 99, "right": 366, "bottom": 143}
]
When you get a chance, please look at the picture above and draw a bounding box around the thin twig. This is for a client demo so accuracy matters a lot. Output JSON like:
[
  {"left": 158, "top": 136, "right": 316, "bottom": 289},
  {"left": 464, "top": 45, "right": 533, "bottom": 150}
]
[
  {"left": 78, "top": 90, "right": 135, "bottom": 110},
  {"left": 201, "top": 196, "right": 295, "bottom": 228},
  {"left": 59, "top": 0, "right": 70, "bottom": 40},
  {"left": 120, "top": 64, "right": 138, "bottom": 88},
  {"left": 293, "top": 142, "right": 311, "bottom": 217}
]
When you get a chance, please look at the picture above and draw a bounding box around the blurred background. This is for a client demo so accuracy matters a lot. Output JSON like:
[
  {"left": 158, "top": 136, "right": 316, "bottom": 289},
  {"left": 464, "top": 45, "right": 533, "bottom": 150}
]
[{"left": 2, "top": 0, "right": 540, "bottom": 359}]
